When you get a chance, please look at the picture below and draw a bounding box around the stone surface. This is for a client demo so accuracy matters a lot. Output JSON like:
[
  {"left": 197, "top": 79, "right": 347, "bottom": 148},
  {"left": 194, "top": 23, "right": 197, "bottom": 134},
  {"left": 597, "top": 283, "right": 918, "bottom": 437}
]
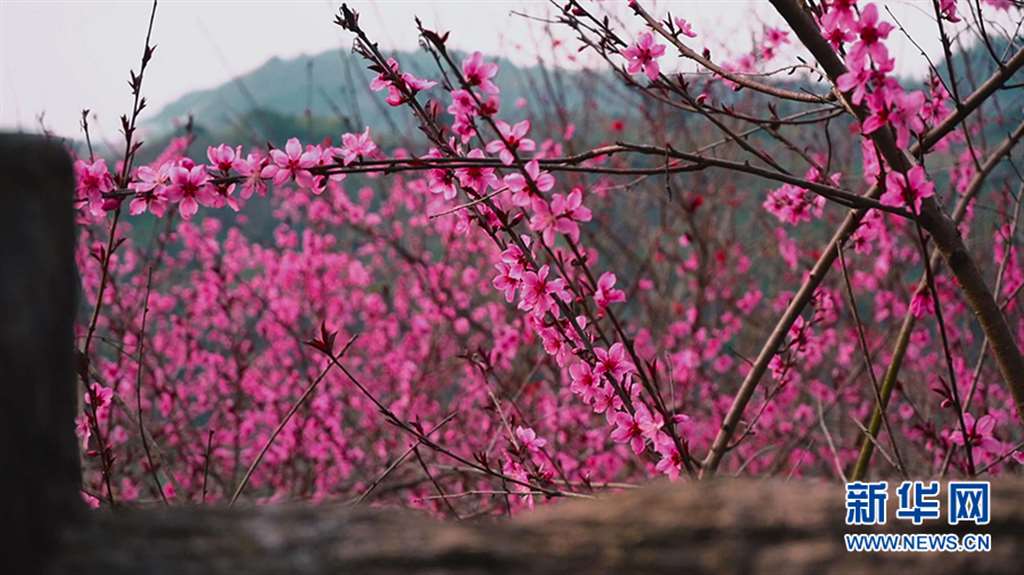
[{"left": 51, "top": 480, "right": 1023, "bottom": 574}]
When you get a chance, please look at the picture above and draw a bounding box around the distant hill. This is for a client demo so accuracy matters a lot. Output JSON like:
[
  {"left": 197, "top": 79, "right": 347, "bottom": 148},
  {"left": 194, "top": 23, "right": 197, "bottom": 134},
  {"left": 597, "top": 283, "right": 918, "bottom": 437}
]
[
  {"left": 124, "top": 40, "right": 1022, "bottom": 257},
  {"left": 142, "top": 48, "right": 632, "bottom": 151},
  {"left": 138, "top": 39, "right": 1023, "bottom": 177}
]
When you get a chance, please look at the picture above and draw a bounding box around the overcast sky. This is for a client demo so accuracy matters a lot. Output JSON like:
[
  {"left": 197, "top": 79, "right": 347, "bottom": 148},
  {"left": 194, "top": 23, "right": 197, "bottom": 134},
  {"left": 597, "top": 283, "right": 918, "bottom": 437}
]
[{"left": 0, "top": 1, "right": 1014, "bottom": 139}]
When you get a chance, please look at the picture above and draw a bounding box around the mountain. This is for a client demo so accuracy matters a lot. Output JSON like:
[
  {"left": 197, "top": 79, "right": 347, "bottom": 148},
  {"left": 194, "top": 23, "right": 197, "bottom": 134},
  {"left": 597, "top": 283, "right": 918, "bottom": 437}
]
[
  {"left": 138, "top": 44, "right": 855, "bottom": 169},
  {"left": 142, "top": 48, "right": 627, "bottom": 151},
  {"left": 138, "top": 41, "right": 1024, "bottom": 173},
  {"left": 122, "top": 40, "right": 1023, "bottom": 263}
]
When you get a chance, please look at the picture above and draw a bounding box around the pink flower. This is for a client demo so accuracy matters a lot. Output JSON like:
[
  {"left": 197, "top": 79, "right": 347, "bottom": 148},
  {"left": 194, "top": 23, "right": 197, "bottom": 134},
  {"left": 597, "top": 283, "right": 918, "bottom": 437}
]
[
  {"left": 478, "top": 96, "right": 500, "bottom": 118},
  {"left": 938, "top": 0, "right": 961, "bottom": 22},
  {"left": 128, "top": 163, "right": 171, "bottom": 217},
  {"left": 429, "top": 169, "right": 458, "bottom": 200},
  {"left": 737, "top": 289, "right": 763, "bottom": 314},
  {"left": 233, "top": 152, "right": 268, "bottom": 199},
  {"left": 822, "top": 0, "right": 858, "bottom": 31},
  {"left": 760, "top": 26, "right": 790, "bottom": 59},
  {"left": 75, "top": 413, "right": 93, "bottom": 450},
  {"left": 378, "top": 83, "right": 406, "bottom": 106},
  {"left": 720, "top": 53, "right": 756, "bottom": 90},
  {"left": 75, "top": 159, "right": 115, "bottom": 214},
  {"left": 848, "top": 4, "right": 893, "bottom": 66},
  {"left": 635, "top": 404, "right": 664, "bottom": 442},
  {"left": 836, "top": 56, "right": 893, "bottom": 105},
  {"left": 401, "top": 71, "right": 437, "bottom": 93},
  {"left": 775, "top": 227, "right": 799, "bottom": 270},
  {"left": 505, "top": 160, "right": 554, "bottom": 207},
  {"left": 211, "top": 182, "right": 241, "bottom": 213},
  {"left": 462, "top": 51, "right": 500, "bottom": 95},
  {"left": 529, "top": 189, "right": 592, "bottom": 245},
  {"left": 654, "top": 434, "right": 684, "bottom": 480},
  {"left": 81, "top": 491, "right": 100, "bottom": 509},
  {"left": 552, "top": 189, "right": 592, "bottom": 238},
  {"left": 206, "top": 144, "right": 240, "bottom": 172},
  {"left": 860, "top": 140, "right": 882, "bottom": 183},
  {"left": 129, "top": 163, "right": 169, "bottom": 195},
  {"left": 500, "top": 242, "right": 530, "bottom": 276},
  {"left": 591, "top": 383, "right": 619, "bottom": 415},
  {"left": 890, "top": 90, "right": 926, "bottom": 149},
  {"left": 514, "top": 425, "right": 547, "bottom": 452},
  {"left": 165, "top": 164, "right": 216, "bottom": 220},
  {"left": 128, "top": 191, "right": 167, "bottom": 217},
  {"left": 422, "top": 148, "right": 458, "bottom": 200},
  {"left": 88, "top": 383, "right": 113, "bottom": 409},
  {"left": 948, "top": 413, "right": 1004, "bottom": 463},
  {"left": 909, "top": 290, "right": 932, "bottom": 318},
  {"left": 764, "top": 26, "right": 790, "bottom": 47},
  {"left": 569, "top": 362, "right": 599, "bottom": 404},
  {"left": 762, "top": 169, "right": 829, "bottom": 225},
  {"left": 486, "top": 120, "right": 536, "bottom": 165},
  {"left": 593, "top": 272, "right": 626, "bottom": 310},
  {"left": 340, "top": 127, "right": 377, "bottom": 165},
  {"left": 822, "top": 18, "right": 855, "bottom": 50},
  {"left": 623, "top": 32, "right": 666, "bottom": 81},
  {"left": 518, "top": 264, "right": 570, "bottom": 316},
  {"left": 610, "top": 410, "right": 646, "bottom": 454},
  {"left": 656, "top": 422, "right": 690, "bottom": 478},
  {"left": 261, "top": 138, "right": 318, "bottom": 189},
  {"left": 860, "top": 81, "right": 914, "bottom": 145},
  {"left": 448, "top": 89, "right": 478, "bottom": 118},
  {"left": 881, "top": 165, "right": 934, "bottom": 214},
  {"left": 455, "top": 149, "right": 499, "bottom": 193},
  {"left": 492, "top": 262, "right": 521, "bottom": 303},
  {"left": 921, "top": 73, "right": 951, "bottom": 124},
  {"left": 370, "top": 57, "right": 436, "bottom": 106},
  {"left": 673, "top": 17, "right": 697, "bottom": 38},
  {"left": 593, "top": 343, "right": 634, "bottom": 381},
  {"left": 528, "top": 199, "right": 559, "bottom": 246}
]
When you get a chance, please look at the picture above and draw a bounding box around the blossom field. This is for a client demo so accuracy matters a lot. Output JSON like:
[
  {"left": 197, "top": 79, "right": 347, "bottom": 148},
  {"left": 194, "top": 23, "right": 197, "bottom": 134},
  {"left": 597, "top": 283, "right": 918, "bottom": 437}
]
[{"left": 69, "top": 0, "right": 1024, "bottom": 516}]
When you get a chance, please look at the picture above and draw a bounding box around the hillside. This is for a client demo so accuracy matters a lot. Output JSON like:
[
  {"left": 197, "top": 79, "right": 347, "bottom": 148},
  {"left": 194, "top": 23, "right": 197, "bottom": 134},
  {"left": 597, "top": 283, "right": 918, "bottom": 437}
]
[
  {"left": 142, "top": 39, "right": 1023, "bottom": 155},
  {"left": 142, "top": 48, "right": 625, "bottom": 150}
]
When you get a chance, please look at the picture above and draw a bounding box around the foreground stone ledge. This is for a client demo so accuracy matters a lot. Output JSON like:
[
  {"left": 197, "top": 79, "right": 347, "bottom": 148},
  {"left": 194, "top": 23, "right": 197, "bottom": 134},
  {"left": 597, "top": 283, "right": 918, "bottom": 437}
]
[{"left": 51, "top": 479, "right": 1024, "bottom": 574}]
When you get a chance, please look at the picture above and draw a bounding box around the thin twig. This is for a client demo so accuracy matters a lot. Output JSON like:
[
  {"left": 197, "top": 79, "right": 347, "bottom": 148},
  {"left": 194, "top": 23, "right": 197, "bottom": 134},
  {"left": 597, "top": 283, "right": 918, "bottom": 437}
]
[
  {"left": 135, "top": 268, "right": 167, "bottom": 504},
  {"left": 229, "top": 335, "right": 358, "bottom": 506},
  {"left": 352, "top": 412, "right": 457, "bottom": 505},
  {"left": 837, "top": 244, "right": 907, "bottom": 479}
]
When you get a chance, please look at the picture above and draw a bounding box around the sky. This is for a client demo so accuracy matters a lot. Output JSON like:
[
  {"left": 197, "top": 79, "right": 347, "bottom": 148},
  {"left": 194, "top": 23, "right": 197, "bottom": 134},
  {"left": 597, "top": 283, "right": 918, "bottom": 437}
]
[{"left": 0, "top": 1, "right": 1014, "bottom": 139}]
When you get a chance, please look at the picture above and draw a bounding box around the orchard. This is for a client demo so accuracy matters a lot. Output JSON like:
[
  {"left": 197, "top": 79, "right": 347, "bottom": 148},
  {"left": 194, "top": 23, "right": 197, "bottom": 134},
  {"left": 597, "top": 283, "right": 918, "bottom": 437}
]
[{"left": 68, "top": 0, "right": 1024, "bottom": 517}]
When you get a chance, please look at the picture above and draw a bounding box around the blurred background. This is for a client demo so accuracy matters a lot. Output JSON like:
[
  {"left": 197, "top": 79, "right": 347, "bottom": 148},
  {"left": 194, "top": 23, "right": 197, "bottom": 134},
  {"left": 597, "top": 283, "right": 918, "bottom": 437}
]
[{"left": 1, "top": 0, "right": 978, "bottom": 143}]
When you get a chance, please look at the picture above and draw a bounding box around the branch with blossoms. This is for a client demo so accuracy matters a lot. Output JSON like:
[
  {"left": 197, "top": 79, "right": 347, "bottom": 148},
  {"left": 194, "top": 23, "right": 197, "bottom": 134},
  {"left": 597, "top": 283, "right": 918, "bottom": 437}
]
[
  {"left": 762, "top": 0, "right": 1024, "bottom": 475},
  {"left": 852, "top": 118, "right": 1024, "bottom": 480},
  {"left": 504, "top": 0, "right": 1024, "bottom": 477},
  {"left": 335, "top": 4, "right": 700, "bottom": 478},
  {"left": 75, "top": 0, "right": 161, "bottom": 507},
  {"left": 108, "top": 146, "right": 911, "bottom": 219}
]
